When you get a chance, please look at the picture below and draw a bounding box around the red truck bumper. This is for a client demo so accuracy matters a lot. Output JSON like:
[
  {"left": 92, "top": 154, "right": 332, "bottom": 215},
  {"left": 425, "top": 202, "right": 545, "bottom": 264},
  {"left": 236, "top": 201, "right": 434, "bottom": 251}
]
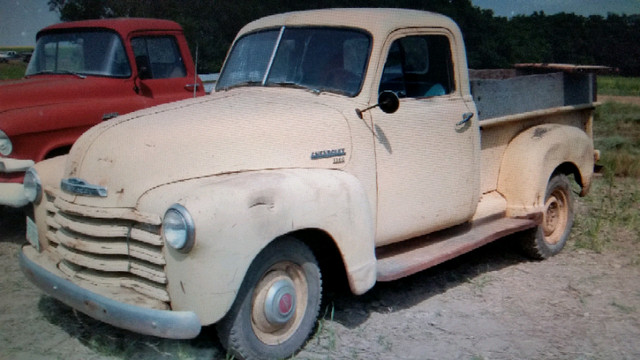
[{"left": 0, "top": 157, "right": 34, "bottom": 207}]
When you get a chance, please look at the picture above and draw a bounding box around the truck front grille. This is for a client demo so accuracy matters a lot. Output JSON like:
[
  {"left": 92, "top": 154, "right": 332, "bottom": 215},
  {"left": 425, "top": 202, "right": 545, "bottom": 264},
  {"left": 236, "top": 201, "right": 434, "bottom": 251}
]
[{"left": 42, "top": 189, "right": 169, "bottom": 306}]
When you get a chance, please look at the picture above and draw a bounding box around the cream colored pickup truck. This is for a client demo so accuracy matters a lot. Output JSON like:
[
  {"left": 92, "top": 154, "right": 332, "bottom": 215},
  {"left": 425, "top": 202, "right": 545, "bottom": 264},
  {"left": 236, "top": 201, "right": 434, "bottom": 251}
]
[{"left": 19, "top": 8, "right": 600, "bottom": 360}]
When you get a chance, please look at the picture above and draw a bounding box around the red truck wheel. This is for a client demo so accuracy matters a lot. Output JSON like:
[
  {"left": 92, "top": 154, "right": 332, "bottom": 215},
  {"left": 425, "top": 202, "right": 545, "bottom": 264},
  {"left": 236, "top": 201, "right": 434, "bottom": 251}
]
[
  {"left": 217, "top": 237, "right": 322, "bottom": 360},
  {"left": 522, "top": 174, "right": 575, "bottom": 259}
]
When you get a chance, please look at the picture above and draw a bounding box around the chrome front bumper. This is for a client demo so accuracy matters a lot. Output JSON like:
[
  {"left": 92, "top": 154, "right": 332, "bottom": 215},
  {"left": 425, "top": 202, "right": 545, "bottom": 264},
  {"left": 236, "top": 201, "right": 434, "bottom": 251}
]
[
  {"left": 0, "top": 157, "right": 33, "bottom": 207},
  {"left": 19, "top": 247, "right": 202, "bottom": 339}
]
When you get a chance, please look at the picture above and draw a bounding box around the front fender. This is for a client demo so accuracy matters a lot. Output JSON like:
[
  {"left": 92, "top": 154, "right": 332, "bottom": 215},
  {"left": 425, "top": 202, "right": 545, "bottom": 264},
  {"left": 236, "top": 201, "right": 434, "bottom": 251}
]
[
  {"left": 137, "top": 168, "right": 376, "bottom": 325},
  {"left": 497, "top": 124, "right": 594, "bottom": 217}
]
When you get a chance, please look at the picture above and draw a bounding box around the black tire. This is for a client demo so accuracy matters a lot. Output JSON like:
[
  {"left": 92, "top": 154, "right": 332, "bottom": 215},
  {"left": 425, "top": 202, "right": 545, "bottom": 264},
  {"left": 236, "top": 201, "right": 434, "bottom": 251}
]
[
  {"left": 217, "top": 237, "right": 322, "bottom": 360},
  {"left": 521, "top": 174, "right": 575, "bottom": 259}
]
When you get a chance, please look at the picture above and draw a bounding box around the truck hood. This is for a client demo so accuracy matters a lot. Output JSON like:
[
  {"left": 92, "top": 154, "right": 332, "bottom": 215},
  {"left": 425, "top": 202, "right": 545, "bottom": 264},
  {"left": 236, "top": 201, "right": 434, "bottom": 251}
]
[
  {"left": 0, "top": 76, "right": 111, "bottom": 116},
  {"left": 61, "top": 87, "right": 355, "bottom": 208}
]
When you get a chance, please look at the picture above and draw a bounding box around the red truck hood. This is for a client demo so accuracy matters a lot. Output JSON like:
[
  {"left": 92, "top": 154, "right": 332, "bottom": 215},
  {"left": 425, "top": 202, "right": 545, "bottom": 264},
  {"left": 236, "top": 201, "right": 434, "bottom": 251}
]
[
  {"left": 0, "top": 75, "right": 118, "bottom": 115},
  {"left": 0, "top": 75, "right": 134, "bottom": 138},
  {"left": 59, "top": 87, "right": 356, "bottom": 208}
]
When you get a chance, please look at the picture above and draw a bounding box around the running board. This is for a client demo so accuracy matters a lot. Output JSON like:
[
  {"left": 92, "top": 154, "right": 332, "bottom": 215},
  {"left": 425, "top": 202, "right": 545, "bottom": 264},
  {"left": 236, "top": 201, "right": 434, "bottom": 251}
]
[{"left": 376, "top": 216, "right": 540, "bottom": 282}]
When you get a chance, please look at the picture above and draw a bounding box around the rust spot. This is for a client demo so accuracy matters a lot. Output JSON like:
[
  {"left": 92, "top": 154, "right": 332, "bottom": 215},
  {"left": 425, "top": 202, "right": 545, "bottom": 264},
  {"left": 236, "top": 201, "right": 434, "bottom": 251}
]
[{"left": 533, "top": 127, "right": 549, "bottom": 139}]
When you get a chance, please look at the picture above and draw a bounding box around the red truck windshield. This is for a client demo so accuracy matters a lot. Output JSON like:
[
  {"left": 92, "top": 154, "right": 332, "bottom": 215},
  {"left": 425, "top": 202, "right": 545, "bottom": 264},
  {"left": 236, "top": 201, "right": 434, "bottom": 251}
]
[{"left": 26, "top": 30, "right": 130, "bottom": 78}]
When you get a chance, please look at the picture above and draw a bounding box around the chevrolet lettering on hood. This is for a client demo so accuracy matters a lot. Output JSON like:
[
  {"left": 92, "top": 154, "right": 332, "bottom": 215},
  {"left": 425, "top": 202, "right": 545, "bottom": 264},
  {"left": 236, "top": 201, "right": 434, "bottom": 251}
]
[
  {"left": 310, "top": 148, "right": 346, "bottom": 160},
  {"left": 61, "top": 177, "right": 108, "bottom": 197}
]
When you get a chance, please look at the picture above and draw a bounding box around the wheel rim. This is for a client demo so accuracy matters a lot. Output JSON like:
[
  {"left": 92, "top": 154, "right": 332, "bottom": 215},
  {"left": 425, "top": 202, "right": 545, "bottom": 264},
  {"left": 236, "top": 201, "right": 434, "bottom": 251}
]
[
  {"left": 542, "top": 187, "right": 569, "bottom": 245},
  {"left": 251, "top": 261, "right": 308, "bottom": 345}
]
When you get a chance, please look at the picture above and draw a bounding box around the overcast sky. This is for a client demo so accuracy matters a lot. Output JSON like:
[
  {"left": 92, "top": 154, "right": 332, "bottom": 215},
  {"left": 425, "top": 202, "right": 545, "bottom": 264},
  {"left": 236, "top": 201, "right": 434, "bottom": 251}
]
[{"left": 1, "top": 0, "right": 639, "bottom": 46}]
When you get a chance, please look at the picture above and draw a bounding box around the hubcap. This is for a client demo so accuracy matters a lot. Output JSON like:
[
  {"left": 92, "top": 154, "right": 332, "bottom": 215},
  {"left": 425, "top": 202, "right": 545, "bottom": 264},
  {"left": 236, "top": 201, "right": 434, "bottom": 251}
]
[
  {"left": 251, "top": 261, "right": 308, "bottom": 345},
  {"left": 264, "top": 279, "right": 296, "bottom": 325}
]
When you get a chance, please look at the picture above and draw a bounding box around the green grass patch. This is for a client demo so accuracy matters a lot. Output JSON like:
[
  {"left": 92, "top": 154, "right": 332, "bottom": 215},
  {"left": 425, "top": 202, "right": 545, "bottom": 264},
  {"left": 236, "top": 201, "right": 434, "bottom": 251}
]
[
  {"left": 1, "top": 46, "right": 31, "bottom": 80},
  {"left": 571, "top": 177, "right": 640, "bottom": 253},
  {"left": 598, "top": 76, "right": 640, "bottom": 97},
  {"left": 594, "top": 102, "right": 640, "bottom": 178},
  {"left": 0, "top": 62, "right": 27, "bottom": 80},
  {"left": 0, "top": 46, "right": 33, "bottom": 52}
]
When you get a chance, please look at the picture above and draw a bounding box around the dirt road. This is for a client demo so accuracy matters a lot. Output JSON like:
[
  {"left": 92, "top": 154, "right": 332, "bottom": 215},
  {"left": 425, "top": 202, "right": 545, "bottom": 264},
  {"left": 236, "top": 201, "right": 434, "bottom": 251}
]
[{"left": 1, "top": 176, "right": 639, "bottom": 360}]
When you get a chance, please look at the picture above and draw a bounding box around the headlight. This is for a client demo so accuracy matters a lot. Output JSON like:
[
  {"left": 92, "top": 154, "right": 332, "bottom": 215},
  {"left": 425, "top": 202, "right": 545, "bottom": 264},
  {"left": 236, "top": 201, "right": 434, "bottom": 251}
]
[
  {"left": 0, "top": 130, "right": 12, "bottom": 156},
  {"left": 23, "top": 167, "right": 42, "bottom": 204},
  {"left": 162, "top": 204, "right": 195, "bottom": 252}
]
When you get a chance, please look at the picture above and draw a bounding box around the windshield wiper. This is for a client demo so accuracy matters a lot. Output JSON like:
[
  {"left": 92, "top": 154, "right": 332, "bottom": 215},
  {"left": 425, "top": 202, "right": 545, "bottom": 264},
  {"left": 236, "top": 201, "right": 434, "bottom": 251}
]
[
  {"left": 31, "top": 70, "right": 86, "bottom": 79},
  {"left": 268, "top": 81, "right": 308, "bottom": 90},
  {"left": 220, "top": 80, "right": 262, "bottom": 91}
]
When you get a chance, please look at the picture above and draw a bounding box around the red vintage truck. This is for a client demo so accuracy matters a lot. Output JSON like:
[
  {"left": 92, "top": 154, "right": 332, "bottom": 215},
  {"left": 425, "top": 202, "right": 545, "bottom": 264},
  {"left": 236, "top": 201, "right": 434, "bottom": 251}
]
[{"left": 0, "top": 18, "right": 204, "bottom": 207}]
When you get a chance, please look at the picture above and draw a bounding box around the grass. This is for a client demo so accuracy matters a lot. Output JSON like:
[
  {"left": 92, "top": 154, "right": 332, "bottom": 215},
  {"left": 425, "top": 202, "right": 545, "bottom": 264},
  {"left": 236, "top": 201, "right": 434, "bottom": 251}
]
[
  {"left": 570, "top": 77, "right": 640, "bottom": 253},
  {"left": 0, "top": 46, "right": 30, "bottom": 80},
  {"left": 593, "top": 102, "right": 640, "bottom": 178},
  {"left": 598, "top": 76, "right": 640, "bottom": 97},
  {"left": 571, "top": 177, "right": 640, "bottom": 253},
  {"left": 0, "top": 61, "right": 27, "bottom": 80}
]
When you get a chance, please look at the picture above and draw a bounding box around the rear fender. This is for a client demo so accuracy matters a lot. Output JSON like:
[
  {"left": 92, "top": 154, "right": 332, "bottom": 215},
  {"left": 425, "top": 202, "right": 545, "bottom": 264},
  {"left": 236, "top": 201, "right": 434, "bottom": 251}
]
[{"left": 497, "top": 124, "right": 593, "bottom": 217}]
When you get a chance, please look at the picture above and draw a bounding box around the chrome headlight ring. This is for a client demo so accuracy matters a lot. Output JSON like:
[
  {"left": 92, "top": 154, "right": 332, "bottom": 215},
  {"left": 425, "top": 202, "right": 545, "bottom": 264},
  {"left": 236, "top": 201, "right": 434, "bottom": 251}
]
[
  {"left": 0, "top": 130, "right": 12, "bottom": 156},
  {"left": 162, "top": 204, "right": 196, "bottom": 253},
  {"left": 23, "top": 167, "right": 43, "bottom": 204}
]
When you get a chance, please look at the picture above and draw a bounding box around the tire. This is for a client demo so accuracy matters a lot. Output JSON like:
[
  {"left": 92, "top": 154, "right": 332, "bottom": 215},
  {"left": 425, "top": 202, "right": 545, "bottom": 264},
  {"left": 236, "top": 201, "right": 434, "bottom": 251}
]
[
  {"left": 521, "top": 174, "right": 575, "bottom": 259},
  {"left": 217, "top": 237, "right": 322, "bottom": 360}
]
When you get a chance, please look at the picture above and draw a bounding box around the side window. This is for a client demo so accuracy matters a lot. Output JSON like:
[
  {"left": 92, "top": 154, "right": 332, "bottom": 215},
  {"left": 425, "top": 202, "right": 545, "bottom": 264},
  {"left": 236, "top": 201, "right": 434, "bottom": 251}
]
[
  {"left": 131, "top": 36, "right": 186, "bottom": 79},
  {"left": 379, "top": 35, "right": 455, "bottom": 98}
]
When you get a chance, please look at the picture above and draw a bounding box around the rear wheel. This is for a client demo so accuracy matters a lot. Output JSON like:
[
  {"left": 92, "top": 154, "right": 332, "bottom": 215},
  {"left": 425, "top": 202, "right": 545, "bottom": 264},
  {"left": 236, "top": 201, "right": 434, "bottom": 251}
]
[
  {"left": 521, "top": 174, "right": 575, "bottom": 259},
  {"left": 217, "top": 237, "right": 322, "bottom": 360}
]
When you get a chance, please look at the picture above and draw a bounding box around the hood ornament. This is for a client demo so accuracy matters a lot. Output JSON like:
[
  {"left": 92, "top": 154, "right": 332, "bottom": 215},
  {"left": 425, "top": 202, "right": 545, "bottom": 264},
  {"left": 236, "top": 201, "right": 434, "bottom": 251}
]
[{"left": 61, "top": 177, "right": 108, "bottom": 197}]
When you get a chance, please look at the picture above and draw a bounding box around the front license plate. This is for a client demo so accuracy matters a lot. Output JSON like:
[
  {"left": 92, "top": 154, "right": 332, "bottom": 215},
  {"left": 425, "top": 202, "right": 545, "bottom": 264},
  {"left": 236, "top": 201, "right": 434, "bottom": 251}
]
[{"left": 26, "top": 216, "right": 40, "bottom": 252}]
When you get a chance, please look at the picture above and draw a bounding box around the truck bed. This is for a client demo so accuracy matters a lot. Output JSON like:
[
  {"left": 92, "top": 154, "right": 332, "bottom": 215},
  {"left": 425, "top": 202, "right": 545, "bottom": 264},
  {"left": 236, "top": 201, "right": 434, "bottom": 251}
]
[{"left": 469, "top": 64, "right": 607, "bottom": 120}]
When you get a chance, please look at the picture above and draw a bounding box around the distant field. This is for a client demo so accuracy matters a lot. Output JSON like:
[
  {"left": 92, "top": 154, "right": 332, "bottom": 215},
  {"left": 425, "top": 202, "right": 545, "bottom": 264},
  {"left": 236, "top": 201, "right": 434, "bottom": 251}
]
[
  {"left": 598, "top": 75, "right": 640, "bottom": 97},
  {"left": 0, "top": 46, "right": 33, "bottom": 52},
  {"left": 0, "top": 62, "right": 27, "bottom": 80},
  {"left": 0, "top": 46, "right": 31, "bottom": 80}
]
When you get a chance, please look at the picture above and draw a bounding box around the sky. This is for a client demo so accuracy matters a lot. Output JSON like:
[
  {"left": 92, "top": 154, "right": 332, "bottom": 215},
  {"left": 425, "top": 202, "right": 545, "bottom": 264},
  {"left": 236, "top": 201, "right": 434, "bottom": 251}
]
[
  {"left": 1, "top": 0, "right": 639, "bottom": 47},
  {"left": 0, "top": 0, "right": 59, "bottom": 47}
]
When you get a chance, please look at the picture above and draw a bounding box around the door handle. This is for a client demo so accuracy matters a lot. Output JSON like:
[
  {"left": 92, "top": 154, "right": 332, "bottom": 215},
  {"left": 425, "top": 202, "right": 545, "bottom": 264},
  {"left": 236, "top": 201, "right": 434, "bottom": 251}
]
[{"left": 456, "top": 112, "right": 474, "bottom": 126}]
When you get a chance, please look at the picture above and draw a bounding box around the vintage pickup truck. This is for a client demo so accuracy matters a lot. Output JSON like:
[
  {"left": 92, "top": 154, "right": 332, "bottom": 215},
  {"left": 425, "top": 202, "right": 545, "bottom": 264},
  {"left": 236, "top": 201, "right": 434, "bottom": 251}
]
[
  {"left": 0, "top": 18, "right": 204, "bottom": 207},
  {"left": 19, "top": 9, "right": 600, "bottom": 360}
]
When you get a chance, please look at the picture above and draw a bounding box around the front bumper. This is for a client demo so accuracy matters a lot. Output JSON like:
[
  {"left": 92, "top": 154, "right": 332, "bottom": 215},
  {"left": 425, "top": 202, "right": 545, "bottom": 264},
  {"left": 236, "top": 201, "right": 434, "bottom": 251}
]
[
  {"left": 0, "top": 183, "right": 29, "bottom": 207},
  {"left": 0, "top": 157, "right": 34, "bottom": 207},
  {"left": 19, "top": 246, "right": 202, "bottom": 339}
]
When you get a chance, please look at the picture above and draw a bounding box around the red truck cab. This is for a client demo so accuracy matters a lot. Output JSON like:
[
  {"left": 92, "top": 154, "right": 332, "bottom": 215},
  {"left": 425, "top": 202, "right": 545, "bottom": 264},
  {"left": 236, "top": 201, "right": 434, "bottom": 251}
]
[{"left": 0, "top": 18, "right": 204, "bottom": 207}]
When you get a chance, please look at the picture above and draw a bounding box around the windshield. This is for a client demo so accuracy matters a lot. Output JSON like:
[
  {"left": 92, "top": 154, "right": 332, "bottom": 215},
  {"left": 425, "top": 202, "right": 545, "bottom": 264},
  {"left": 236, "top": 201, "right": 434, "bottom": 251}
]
[
  {"left": 26, "top": 30, "right": 130, "bottom": 78},
  {"left": 216, "top": 27, "right": 371, "bottom": 97}
]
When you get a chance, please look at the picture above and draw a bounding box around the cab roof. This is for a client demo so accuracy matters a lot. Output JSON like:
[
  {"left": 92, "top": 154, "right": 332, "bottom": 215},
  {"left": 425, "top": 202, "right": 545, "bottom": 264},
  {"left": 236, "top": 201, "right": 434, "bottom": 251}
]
[
  {"left": 238, "top": 8, "right": 460, "bottom": 39},
  {"left": 37, "top": 18, "right": 183, "bottom": 39}
]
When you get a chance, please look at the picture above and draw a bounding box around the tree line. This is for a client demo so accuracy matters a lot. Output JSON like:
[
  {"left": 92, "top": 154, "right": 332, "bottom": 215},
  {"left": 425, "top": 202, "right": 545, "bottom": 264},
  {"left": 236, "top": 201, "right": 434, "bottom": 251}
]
[{"left": 48, "top": 0, "right": 640, "bottom": 75}]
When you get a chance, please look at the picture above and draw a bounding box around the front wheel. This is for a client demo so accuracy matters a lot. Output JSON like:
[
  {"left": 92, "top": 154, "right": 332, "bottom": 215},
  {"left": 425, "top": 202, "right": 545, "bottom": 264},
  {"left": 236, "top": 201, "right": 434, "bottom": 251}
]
[
  {"left": 521, "top": 174, "right": 575, "bottom": 259},
  {"left": 217, "top": 237, "right": 322, "bottom": 360}
]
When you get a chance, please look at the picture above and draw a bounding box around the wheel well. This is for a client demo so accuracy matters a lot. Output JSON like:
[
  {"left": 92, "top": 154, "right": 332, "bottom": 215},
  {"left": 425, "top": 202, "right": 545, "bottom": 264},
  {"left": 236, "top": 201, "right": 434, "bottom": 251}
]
[
  {"left": 45, "top": 145, "right": 72, "bottom": 159},
  {"left": 288, "top": 229, "right": 350, "bottom": 294},
  {"left": 552, "top": 162, "right": 583, "bottom": 189}
]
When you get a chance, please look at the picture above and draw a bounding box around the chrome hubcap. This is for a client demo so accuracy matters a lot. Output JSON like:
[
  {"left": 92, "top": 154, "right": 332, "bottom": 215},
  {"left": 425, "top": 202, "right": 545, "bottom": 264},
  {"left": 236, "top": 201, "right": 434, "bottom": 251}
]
[{"left": 264, "top": 278, "right": 297, "bottom": 325}]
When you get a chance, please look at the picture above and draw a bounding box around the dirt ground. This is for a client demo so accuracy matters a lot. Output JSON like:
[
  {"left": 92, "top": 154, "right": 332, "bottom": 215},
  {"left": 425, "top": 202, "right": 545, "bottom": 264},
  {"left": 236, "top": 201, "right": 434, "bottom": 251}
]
[{"left": 1, "top": 176, "right": 639, "bottom": 360}]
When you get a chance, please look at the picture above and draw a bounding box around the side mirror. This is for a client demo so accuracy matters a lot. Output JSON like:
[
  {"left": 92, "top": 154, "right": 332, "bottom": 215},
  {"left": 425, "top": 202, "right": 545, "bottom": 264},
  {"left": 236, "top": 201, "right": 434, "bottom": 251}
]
[
  {"left": 356, "top": 91, "right": 400, "bottom": 119},
  {"left": 378, "top": 91, "right": 400, "bottom": 114}
]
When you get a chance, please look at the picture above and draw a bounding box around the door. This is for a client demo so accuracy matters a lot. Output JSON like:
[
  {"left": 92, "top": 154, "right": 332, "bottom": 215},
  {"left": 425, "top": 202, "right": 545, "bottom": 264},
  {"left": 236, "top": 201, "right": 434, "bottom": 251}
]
[
  {"left": 131, "top": 35, "right": 200, "bottom": 104},
  {"left": 372, "top": 32, "right": 480, "bottom": 246}
]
